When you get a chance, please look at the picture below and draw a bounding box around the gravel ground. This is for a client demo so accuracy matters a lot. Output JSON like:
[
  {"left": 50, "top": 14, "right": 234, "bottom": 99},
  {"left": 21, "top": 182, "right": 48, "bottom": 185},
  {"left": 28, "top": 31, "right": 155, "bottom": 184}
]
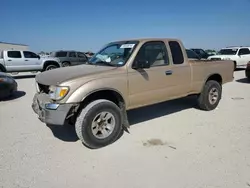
[{"left": 0, "top": 70, "right": 250, "bottom": 188}]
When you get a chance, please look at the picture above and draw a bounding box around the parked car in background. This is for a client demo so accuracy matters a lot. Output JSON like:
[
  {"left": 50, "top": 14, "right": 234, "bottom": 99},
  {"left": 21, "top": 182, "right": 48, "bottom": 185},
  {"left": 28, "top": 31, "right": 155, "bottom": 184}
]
[
  {"left": 186, "top": 49, "right": 202, "bottom": 60},
  {"left": 0, "top": 72, "right": 17, "bottom": 100},
  {"left": 206, "top": 50, "right": 217, "bottom": 56},
  {"left": 50, "top": 50, "right": 89, "bottom": 67},
  {"left": 190, "top": 48, "right": 211, "bottom": 59},
  {"left": 207, "top": 46, "right": 250, "bottom": 70},
  {"left": 245, "top": 61, "right": 250, "bottom": 81},
  {"left": 32, "top": 38, "right": 234, "bottom": 149},
  {"left": 85, "top": 51, "right": 95, "bottom": 58},
  {"left": 0, "top": 50, "right": 61, "bottom": 73}
]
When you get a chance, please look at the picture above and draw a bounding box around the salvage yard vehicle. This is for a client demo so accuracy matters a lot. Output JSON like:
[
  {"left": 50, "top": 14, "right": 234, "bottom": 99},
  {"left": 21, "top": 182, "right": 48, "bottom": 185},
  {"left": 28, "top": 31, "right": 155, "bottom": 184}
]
[
  {"left": 190, "top": 48, "right": 211, "bottom": 59},
  {"left": 0, "top": 72, "right": 17, "bottom": 100},
  {"left": 186, "top": 49, "right": 202, "bottom": 60},
  {"left": 0, "top": 50, "right": 61, "bottom": 73},
  {"left": 207, "top": 46, "right": 250, "bottom": 70},
  {"left": 32, "top": 38, "right": 234, "bottom": 149},
  {"left": 50, "top": 50, "right": 89, "bottom": 67}
]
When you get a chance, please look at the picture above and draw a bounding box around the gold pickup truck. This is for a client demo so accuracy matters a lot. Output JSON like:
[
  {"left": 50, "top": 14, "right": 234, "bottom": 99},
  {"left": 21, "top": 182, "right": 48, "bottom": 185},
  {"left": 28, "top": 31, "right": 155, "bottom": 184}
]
[{"left": 32, "top": 38, "right": 234, "bottom": 148}]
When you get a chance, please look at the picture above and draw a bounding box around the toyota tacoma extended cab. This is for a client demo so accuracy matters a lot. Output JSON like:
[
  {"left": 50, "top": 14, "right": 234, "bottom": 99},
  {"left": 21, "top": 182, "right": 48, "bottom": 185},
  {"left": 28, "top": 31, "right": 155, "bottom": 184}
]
[
  {"left": 32, "top": 38, "right": 234, "bottom": 149},
  {"left": 0, "top": 50, "right": 61, "bottom": 73}
]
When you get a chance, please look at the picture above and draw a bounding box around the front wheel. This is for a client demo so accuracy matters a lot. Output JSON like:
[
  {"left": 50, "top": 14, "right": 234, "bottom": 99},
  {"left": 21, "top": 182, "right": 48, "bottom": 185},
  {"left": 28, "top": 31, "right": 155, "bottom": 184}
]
[
  {"left": 197, "top": 80, "right": 222, "bottom": 111},
  {"left": 75, "top": 99, "right": 123, "bottom": 149},
  {"left": 45, "top": 64, "right": 58, "bottom": 71}
]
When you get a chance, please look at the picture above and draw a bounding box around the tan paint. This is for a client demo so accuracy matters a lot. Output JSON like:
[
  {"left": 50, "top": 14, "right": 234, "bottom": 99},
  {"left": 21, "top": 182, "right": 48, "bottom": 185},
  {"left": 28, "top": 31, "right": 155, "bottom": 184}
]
[{"left": 36, "top": 38, "right": 234, "bottom": 110}]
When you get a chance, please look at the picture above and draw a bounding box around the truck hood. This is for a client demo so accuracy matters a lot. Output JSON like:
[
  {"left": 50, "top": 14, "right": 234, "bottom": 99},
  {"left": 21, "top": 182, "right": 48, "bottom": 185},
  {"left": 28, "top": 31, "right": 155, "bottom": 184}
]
[{"left": 35, "top": 64, "right": 117, "bottom": 86}]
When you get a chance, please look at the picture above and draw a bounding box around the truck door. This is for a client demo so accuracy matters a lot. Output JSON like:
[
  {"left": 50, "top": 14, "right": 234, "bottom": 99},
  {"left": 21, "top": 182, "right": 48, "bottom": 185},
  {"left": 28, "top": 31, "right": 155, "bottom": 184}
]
[
  {"left": 167, "top": 41, "right": 192, "bottom": 96},
  {"left": 4, "top": 51, "right": 27, "bottom": 72},
  {"left": 237, "top": 48, "right": 250, "bottom": 67},
  {"left": 23, "top": 51, "right": 40, "bottom": 70},
  {"left": 127, "top": 41, "right": 178, "bottom": 108}
]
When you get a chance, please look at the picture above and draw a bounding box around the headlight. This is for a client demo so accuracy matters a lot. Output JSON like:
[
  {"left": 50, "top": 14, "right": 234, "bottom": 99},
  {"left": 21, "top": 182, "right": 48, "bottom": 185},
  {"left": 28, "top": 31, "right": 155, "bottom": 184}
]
[{"left": 49, "top": 86, "right": 69, "bottom": 100}]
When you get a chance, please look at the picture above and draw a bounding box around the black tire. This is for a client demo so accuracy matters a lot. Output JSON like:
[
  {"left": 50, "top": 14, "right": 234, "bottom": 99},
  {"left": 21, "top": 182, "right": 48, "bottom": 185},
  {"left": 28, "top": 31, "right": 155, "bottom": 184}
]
[
  {"left": 45, "top": 64, "right": 58, "bottom": 71},
  {"left": 233, "top": 61, "right": 237, "bottom": 71},
  {"left": 75, "top": 99, "right": 123, "bottom": 149},
  {"left": 62, "top": 62, "right": 70, "bottom": 67},
  {"left": 197, "top": 80, "right": 222, "bottom": 111}
]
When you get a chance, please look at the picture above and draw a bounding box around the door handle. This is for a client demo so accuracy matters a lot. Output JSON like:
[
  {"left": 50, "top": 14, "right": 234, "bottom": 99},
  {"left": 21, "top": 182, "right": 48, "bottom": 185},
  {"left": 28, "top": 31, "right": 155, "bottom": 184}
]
[
  {"left": 7, "top": 59, "right": 12, "bottom": 61},
  {"left": 25, "top": 60, "right": 29, "bottom": 61},
  {"left": 165, "top": 70, "right": 173, "bottom": 75}
]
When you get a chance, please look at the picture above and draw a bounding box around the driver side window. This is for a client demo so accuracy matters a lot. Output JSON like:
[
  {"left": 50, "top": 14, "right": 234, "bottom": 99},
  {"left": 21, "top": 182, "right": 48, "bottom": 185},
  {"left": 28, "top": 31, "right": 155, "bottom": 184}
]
[
  {"left": 135, "top": 41, "right": 169, "bottom": 67},
  {"left": 23, "top": 51, "right": 38, "bottom": 58}
]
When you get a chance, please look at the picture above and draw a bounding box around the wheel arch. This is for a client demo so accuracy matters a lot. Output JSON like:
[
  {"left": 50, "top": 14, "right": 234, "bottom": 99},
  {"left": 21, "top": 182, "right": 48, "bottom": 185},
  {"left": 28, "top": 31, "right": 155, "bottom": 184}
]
[
  {"left": 67, "top": 88, "right": 129, "bottom": 127},
  {"left": 205, "top": 73, "right": 222, "bottom": 85},
  {"left": 43, "top": 61, "right": 60, "bottom": 70},
  {"left": 81, "top": 88, "right": 126, "bottom": 109}
]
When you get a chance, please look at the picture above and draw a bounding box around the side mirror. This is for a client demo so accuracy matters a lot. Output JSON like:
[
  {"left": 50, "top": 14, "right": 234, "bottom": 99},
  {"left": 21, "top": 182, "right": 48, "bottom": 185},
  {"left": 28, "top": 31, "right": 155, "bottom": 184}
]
[
  {"left": 132, "top": 60, "right": 150, "bottom": 69},
  {"left": 37, "top": 55, "right": 40, "bottom": 59}
]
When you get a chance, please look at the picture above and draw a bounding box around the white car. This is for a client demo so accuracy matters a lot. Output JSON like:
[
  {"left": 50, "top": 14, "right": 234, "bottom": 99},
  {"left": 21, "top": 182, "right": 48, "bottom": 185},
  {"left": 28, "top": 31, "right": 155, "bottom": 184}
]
[
  {"left": 207, "top": 46, "right": 250, "bottom": 70},
  {"left": 0, "top": 50, "right": 62, "bottom": 73}
]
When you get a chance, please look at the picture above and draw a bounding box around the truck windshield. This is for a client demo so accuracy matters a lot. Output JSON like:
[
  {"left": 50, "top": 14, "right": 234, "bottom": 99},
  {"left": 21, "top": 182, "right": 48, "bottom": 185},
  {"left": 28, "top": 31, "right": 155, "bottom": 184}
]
[
  {"left": 88, "top": 41, "right": 139, "bottom": 67},
  {"left": 218, "top": 48, "right": 238, "bottom": 55}
]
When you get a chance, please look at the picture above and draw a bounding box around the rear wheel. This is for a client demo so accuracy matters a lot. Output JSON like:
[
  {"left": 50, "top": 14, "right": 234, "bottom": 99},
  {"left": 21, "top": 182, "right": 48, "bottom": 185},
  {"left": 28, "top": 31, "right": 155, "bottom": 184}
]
[
  {"left": 197, "top": 80, "right": 222, "bottom": 111},
  {"left": 62, "top": 62, "right": 70, "bottom": 67},
  {"left": 75, "top": 99, "right": 123, "bottom": 149}
]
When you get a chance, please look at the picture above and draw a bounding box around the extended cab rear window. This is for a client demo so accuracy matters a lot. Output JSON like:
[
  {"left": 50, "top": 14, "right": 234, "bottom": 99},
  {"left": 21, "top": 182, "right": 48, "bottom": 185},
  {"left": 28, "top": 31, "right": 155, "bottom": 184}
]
[
  {"left": 169, "top": 41, "right": 184, "bottom": 64},
  {"left": 7, "top": 51, "right": 22, "bottom": 58},
  {"left": 55, "top": 52, "right": 67, "bottom": 57}
]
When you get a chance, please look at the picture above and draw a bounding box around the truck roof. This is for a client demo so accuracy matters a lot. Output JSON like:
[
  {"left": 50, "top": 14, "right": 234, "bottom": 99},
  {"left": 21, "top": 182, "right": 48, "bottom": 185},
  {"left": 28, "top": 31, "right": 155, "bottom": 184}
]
[
  {"left": 111, "top": 38, "right": 181, "bottom": 43},
  {"left": 224, "top": 46, "right": 250, "bottom": 49}
]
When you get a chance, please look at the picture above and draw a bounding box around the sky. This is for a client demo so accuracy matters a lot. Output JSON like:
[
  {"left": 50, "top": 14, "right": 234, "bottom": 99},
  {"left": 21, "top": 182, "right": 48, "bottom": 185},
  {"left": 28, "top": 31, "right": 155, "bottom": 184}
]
[{"left": 1, "top": 0, "right": 250, "bottom": 52}]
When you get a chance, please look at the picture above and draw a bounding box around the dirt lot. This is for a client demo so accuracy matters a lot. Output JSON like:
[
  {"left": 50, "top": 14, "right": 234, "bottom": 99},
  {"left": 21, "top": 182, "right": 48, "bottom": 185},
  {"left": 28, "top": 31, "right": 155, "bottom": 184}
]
[{"left": 0, "top": 70, "right": 250, "bottom": 188}]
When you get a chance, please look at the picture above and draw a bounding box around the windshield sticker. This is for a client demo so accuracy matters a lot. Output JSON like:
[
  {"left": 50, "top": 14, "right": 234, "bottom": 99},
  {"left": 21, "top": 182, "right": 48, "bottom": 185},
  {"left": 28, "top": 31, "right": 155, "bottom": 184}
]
[
  {"left": 120, "top": 44, "right": 135, "bottom": 48},
  {"left": 118, "top": 61, "right": 123, "bottom": 65}
]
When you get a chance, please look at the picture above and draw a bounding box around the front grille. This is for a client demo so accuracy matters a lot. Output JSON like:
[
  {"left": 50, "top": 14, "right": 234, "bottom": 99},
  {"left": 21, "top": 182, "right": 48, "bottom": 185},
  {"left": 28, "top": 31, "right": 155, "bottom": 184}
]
[{"left": 38, "top": 83, "right": 50, "bottom": 94}]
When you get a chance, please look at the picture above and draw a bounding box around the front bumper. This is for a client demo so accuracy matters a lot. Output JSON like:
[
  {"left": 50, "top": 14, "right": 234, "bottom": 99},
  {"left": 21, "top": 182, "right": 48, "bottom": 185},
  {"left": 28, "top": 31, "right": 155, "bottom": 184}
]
[{"left": 32, "top": 93, "right": 73, "bottom": 125}]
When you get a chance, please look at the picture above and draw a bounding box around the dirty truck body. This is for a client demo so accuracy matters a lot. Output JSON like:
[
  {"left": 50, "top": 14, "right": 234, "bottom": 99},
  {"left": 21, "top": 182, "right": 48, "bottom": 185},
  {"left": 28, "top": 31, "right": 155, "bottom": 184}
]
[{"left": 32, "top": 38, "right": 234, "bottom": 148}]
